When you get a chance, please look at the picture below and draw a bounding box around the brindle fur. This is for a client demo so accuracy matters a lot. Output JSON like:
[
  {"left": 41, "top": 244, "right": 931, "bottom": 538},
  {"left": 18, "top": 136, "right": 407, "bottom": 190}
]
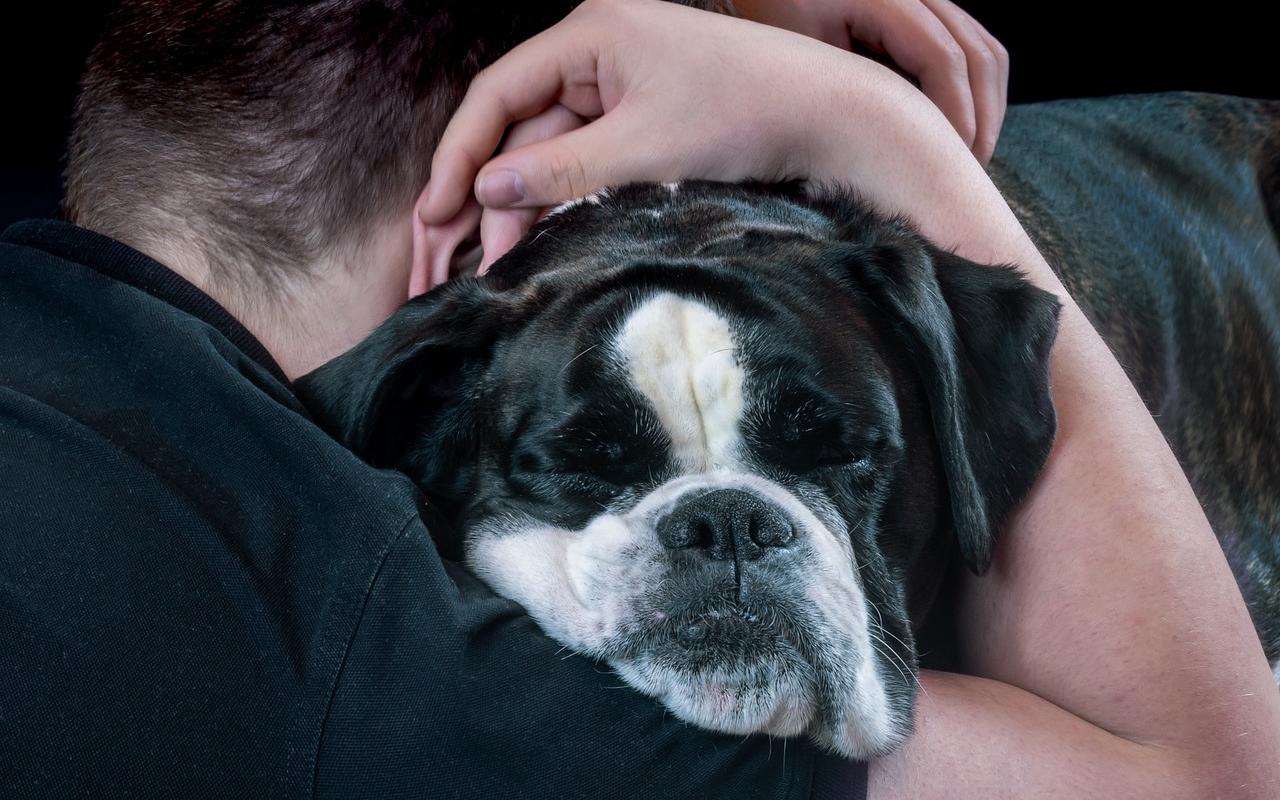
[{"left": 991, "top": 93, "right": 1280, "bottom": 661}]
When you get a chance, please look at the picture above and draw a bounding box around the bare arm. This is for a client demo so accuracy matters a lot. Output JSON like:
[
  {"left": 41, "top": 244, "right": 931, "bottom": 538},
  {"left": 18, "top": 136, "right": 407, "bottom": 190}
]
[{"left": 812, "top": 103, "right": 1280, "bottom": 796}]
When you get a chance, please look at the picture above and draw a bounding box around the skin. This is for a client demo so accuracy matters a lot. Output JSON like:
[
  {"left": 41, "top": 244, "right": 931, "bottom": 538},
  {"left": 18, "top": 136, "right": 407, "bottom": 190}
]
[
  {"left": 414, "top": 1, "right": 1280, "bottom": 796},
  {"left": 732, "top": 0, "right": 1009, "bottom": 163}
]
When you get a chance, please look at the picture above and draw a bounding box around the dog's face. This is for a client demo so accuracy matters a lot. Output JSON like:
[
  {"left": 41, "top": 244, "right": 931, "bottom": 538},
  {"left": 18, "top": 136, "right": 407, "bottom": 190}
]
[{"left": 300, "top": 182, "right": 1059, "bottom": 757}]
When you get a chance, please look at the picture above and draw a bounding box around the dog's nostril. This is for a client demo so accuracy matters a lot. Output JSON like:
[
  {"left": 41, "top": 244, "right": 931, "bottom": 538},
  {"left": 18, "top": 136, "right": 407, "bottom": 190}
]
[
  {"left": 659, "top": 514, "right": 708, "bottom": 549},
  {"left": 656, "top": 488, "right": 795, "bottom": 560},
  {"left": 749, "top": 514, "right": 793, "bottom": 548},
  {"left": 691, "top": 520, "right": 714, "bottom": 549}
]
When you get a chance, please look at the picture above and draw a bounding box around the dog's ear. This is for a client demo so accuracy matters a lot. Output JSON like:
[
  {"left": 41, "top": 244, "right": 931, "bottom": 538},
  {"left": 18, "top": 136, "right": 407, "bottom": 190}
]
[
  {"left": 827, "top": 214, "right": 1060, "bottom": 574},
  {"left": 297, "top": 279, "right": 520, "bottom": 487}
]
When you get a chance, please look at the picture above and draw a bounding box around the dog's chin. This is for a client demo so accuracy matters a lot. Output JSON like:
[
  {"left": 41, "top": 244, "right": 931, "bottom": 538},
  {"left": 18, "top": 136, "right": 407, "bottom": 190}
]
[
  {"left": 610, "top": 644, "right": 818, "bottom": 738},
  {"left": 607, "top": 598, "right": 909, "bottom": 758}
]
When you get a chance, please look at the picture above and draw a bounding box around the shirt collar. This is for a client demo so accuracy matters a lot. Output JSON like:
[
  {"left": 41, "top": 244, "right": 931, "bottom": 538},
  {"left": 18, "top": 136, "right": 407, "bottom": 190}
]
[{"left": 2, "top": 218, "right": 293, "bottom": 387}]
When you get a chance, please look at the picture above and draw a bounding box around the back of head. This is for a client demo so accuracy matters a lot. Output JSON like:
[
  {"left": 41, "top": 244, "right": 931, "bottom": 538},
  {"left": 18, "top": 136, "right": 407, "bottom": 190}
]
[{"left": 64, "top": 0, "right": 645, "bottom": 297}]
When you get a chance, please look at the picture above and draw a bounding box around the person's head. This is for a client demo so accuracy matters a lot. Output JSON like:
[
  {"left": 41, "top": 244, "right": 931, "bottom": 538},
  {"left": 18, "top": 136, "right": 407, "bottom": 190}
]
[{"left": 63, "top": 0, "right": 715, "bottom": 376}]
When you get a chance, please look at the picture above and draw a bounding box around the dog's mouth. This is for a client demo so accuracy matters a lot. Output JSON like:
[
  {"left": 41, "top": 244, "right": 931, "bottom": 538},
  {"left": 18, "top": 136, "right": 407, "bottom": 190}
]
[
  {"left": 611, "top": 593, "right": 820, "bottom": 737},
  {"left": 667, "top": 605, "right": 770, "bottom": 651},
  {"left": 617, "top": 562, "right": 806, "bottom": 666}
]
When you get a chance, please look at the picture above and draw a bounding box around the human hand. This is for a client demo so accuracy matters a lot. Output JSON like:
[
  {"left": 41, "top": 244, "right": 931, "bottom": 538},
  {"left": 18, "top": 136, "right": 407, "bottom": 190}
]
[
  {"left": 732, "top": 0, "right": 1008, "bottom": 165},
  {"left": 418, "top": 0, "right": 980, "bottom": 277},
  {"left": 412, "top": 104, "right": 589, "bottom": 291}
]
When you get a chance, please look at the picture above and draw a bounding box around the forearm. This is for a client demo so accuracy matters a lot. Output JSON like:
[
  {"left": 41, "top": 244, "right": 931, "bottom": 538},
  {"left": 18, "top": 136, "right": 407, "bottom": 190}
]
[
  {"left": 811, "top": 68, "right": 1280, "bottom": 791},
  {"left": 869, "top": 670, "right": 1197, "bottom": 800},
  {"left": 954, "top": 302, "right": 1280, "bottom": 791}
]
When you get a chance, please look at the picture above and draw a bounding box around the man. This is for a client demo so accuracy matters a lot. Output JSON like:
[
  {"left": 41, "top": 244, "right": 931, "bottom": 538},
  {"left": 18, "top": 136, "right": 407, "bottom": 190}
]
[{"left": 2, "top": 1, "right": 1275, "bottom": 799}]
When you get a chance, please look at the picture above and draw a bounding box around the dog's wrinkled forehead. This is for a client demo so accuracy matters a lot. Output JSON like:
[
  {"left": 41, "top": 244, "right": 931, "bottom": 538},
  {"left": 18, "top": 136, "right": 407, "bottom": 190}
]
[{"left": 480, "top": 182, "right": 905, "bottom": 475}]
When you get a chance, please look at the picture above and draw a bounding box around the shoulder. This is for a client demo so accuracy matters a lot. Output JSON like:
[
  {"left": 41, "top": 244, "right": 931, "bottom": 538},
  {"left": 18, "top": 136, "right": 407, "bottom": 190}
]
[{"left": 0, "top": 223, "right": 424, "bottom": 795}]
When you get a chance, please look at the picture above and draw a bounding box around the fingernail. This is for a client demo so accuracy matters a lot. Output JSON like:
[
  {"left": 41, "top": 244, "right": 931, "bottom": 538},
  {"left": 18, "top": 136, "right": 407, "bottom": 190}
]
[{"left": 477, "top": 170, "right": 524, "bottom": 207}]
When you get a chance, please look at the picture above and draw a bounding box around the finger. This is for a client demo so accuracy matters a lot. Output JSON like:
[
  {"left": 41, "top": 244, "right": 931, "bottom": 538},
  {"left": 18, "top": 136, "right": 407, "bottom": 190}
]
[
  {"left": 473, "top": 111, "right": 654, "bottom": 209},
  {"left": 975, "top": 22, "right": 1011, "bottom": 162},
  {"left": 484, "top": 102, "right": 593, "bottom": 204},
  {"left": 478, "top": 206, "right": 542, "bottom": 274},
  {"left": 921, "top": 0, "right": 1006, "bottom": 164},
  {"left": 471, "top": 103, "right": 588, "bottom": 272},
  {"left": 846, "top": 0, "right": 976, "bottom": 148},
  {"left": 420, "top": 13, "right": 606, "bottom": 225},
  {"left": 503, "top": 104, "right": 591, "bottom": 152}
]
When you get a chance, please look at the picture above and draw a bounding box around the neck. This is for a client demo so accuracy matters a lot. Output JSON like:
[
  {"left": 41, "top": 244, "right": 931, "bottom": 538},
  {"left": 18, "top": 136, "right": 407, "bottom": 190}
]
[{"left": 139, "top": 223, "right": 413, "bottom": 380}]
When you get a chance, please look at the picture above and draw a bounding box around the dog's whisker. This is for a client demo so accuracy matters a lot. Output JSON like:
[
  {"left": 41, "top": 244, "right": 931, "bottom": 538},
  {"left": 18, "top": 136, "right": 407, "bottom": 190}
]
[
  {"left": 870, "top": 634, "right": 922, "bottom": 698},
  {"left": 560, "top": 341, "right": 602, "bottom": 375}
]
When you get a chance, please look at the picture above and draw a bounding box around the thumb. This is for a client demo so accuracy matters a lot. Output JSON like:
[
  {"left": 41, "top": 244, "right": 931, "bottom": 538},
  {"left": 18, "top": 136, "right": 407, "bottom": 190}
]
[
  {"left": 474, "top": 114, "right": 650, "bottom": 210},
  {"left": 477, "top": 206, "right": 542, "bottom": 274}
]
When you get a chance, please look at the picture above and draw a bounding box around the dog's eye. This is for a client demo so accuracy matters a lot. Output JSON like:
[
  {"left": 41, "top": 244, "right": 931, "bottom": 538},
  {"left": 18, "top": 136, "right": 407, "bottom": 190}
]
[
  {"left": 557, "top": 438, "right": 647, "bottom": 487},
  {"left": 814, "top": 440, "right": 869, "bottom": 470},
  {"left": 560, "top": 472, "right": 625, "bottom": 500},
  {"left": 506, "top": 442, "right": 626, "bottom": 507},
  {"left": 791, "top": 435, "right": 871, "bottom": 474},
  {"left": 752, "top": 401, "right": 877, "bottom": 476},
  {"left": 551, "top": 405, "right": 665, "bottom": 488}
]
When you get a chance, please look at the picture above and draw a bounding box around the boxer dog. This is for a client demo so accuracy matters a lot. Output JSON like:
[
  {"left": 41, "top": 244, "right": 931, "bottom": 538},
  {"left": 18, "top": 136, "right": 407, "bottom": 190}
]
[{"left": 299, "top": 92, "right": 1280, "bottom": 757}]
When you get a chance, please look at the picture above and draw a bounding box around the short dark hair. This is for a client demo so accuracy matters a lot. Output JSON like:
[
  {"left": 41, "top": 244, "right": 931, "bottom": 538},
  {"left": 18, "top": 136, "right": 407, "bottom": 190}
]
[{"left": 66, "top": 0, "right": 719, "bottom": 293}]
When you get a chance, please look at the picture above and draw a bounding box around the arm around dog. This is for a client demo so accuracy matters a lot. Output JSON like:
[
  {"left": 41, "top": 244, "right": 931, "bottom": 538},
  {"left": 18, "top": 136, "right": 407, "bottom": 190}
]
[{"left": 423, "top": 2, "right": 1280, "bottom": 795}]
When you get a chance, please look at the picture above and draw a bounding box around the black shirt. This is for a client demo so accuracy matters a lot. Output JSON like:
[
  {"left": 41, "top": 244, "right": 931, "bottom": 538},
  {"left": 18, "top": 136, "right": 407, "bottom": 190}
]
[{"left": 0, "top": 220, "right": 866, "bottom": 799}]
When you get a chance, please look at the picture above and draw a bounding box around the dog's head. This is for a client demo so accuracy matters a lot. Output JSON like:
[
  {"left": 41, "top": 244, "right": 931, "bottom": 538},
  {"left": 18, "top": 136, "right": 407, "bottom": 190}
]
[{"left": 299, "top": 182, "right": 1059, "bottom": 757}]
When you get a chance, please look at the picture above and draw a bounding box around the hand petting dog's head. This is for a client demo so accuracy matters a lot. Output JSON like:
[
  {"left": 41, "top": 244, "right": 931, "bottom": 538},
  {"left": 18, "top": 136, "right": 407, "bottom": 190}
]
[{"left": 300, "top": 181, "right": 1059, "bottom": 757}]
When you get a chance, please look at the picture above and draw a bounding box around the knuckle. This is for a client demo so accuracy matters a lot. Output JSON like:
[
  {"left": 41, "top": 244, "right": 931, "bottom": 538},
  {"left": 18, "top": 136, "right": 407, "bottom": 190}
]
[
  {"left": 974, "top": 46, "right": 999, "bottom": 75},
  {"left": 546, "top": 149, "right": 591, "bottom": 197},
  {"left": 939, "top": 41, "right": 967, "bottom": 73}
]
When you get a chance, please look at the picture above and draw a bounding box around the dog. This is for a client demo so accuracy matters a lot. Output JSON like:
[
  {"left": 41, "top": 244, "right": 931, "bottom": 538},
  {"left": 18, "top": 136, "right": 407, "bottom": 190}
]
[{"left": 298, "top": 92, "right": 1280, "bottom": 758}]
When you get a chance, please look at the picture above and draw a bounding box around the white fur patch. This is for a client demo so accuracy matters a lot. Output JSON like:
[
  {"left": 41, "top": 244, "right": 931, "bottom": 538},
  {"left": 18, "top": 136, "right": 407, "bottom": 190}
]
[
  {"left": 614, "top": 294, "right": 744, "bottom": 472},
  {"left": 468, "top": 513, "right": 649, "bottom": 650}
]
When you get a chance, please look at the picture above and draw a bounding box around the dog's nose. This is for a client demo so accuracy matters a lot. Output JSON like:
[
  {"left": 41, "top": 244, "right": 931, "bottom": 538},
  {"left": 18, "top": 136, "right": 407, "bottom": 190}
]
[{"left": 657, "top": 488, "right": 794, "bottom": 561}]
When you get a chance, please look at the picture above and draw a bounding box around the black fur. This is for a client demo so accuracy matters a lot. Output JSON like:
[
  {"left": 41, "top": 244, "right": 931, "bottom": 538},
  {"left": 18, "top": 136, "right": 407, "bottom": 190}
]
[{"left": 300, "top": 180, "right": 1060, "bottom": 647}]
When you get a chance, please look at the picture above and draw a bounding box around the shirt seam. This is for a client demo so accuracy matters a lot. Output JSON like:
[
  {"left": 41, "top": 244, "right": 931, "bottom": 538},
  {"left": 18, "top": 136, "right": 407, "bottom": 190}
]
[{"left": 305, "top": 511, "right": 422, "bottom": 800}]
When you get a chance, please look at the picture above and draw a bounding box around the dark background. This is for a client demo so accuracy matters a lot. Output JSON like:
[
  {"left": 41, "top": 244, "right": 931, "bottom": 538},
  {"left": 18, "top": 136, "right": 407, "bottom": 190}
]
[{"left": 2, "top": 2, "right": 1275, "bottom": 229}]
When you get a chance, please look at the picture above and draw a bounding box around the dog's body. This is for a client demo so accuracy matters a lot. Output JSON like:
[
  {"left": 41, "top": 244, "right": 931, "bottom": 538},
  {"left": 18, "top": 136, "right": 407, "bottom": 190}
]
[
  {"left": 300, "top": 92, "right": 1280, "bottom": 755},
  {"left": 993, "top": 93, "right": 1280, "bottom": 662}
]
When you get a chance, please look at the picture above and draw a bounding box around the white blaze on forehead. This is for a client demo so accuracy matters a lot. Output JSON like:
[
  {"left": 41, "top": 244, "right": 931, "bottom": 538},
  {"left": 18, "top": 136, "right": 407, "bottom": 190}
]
[{"left": 614, "top": 293, "right": 744, "bottom": 472}]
